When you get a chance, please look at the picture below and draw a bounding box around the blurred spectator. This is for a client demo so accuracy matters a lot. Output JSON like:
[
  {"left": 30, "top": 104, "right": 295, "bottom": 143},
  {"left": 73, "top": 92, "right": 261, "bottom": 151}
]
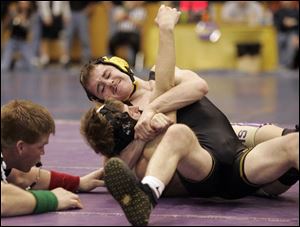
[
  {"left": 30, "top": 2, "right": 42, "bottom": 66},
  {"left": 221, "top": 1, "right": 265, "bottom": 73},
  {"left": 1, "top": 1, "right": 35, "bottom": 72},
  {"left": 173, "top": 1, "right": 209, "bottom": 23},
  {"left": 221, "top": 1, "right": 264, "bottom": 26},
  {"left": 64, "top": 1, "right": 95, "bottom": 68},
  {"left": 273, "top": 1, "right": 299, "bottom": 69},
  {"left": 108, "top": 1, "right": 146, "bottom": 67},
  {"left": 1, "top": 1, "right": 11, "bottom": 51},
  {"left": 36, "top": 1, "right": 71, "bottom": 67}
]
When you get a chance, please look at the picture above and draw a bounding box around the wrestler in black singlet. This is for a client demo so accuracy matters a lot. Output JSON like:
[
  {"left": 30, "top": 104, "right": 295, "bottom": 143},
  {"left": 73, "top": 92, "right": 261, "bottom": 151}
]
[{"left": 149, "top": 71, "right": 260, "bottom": 199}]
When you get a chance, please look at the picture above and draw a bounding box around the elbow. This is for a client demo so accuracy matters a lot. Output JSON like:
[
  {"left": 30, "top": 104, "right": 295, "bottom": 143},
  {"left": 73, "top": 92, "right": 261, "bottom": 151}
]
[
  {"left": 1, "top": 199, "right": 9, "bottom": 217},
  {"left": 201, "top": 80, "right": 209, "bottom": 95},
  {"left": 196, "top": 79, "right": 209, "bottom": 98},
  {"left": 1, "top": 190, "right": 9, "bottom": 217}
]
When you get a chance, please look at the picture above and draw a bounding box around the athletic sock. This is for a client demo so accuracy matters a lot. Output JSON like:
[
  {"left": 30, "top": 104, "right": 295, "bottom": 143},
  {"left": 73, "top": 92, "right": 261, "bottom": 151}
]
[{"left": 141, "top": 176, "right": 165, "bottom": 199}]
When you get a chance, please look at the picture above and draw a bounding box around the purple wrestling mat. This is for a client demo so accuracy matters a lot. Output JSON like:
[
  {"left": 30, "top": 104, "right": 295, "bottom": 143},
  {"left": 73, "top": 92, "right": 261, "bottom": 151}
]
[{"left": 1, "top": 121, "right": 298, "bottom": 226}]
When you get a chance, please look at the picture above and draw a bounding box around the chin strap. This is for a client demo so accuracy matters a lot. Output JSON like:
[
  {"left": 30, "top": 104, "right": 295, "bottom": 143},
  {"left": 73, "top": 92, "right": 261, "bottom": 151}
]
[{"left": 128, "top": 81, "right": 137, "bottom": 100}]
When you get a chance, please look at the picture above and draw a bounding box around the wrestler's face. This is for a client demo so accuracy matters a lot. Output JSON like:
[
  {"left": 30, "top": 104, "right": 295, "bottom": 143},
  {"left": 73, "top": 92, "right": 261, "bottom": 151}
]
[
  {"left": 86, "top": 64, "right": 134, "bottom": 102},
  {"left": 15, "top": 134, "right": 49, "bottom": 172},
  {"left": 103, "top": 99, "right": 141, "bottom": 121}
]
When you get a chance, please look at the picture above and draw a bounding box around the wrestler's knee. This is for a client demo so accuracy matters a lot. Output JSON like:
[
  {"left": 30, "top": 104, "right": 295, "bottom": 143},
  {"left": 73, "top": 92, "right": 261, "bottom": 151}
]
[
  {"left": 282, "top": 133, "right": 299, "bottom": 161},
  {"left": 165, "top": 124, "right": 194, "bottom": 145}
]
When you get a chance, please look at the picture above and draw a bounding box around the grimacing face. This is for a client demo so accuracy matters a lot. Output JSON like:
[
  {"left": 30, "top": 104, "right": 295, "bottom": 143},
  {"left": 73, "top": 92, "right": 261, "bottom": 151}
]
[
  {"left": 102, "top": 99, "right": 141, "bottom": 121},
  {"left": 86, "top": 64, "right": 134, "bottom": 102}
]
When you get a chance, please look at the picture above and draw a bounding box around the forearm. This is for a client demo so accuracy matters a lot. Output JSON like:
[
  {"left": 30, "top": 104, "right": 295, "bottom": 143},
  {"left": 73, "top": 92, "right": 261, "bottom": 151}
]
[
  {"left": 154, "top": 28, "right": 177, "bottom": 121},
  {"left": 1, "top": 182, "right": 36, "bottom": 217},
  {"left": 8, "top": 167, "right": 79, "bottom": 192},
  {"left": 154, "top": 28, "right": 176, "bottom": 95},
  {"left": 148, "top": 77, "right": 208, "bottom": 114},
  {"left": 7, "top": 167, "right": 50, "bottom": 190},
  {"left": 119, "top": 140, "right": 146, "bottom": 169}
]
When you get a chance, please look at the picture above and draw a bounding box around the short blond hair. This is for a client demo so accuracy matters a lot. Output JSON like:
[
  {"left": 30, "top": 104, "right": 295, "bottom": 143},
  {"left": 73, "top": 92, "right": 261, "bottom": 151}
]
[{"left": 1, "top": 100, "right": 55, "bottom": 148}]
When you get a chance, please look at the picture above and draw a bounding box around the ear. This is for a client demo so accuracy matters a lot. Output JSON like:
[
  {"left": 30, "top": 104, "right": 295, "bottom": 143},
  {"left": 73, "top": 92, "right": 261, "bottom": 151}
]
[
  {"left": 15, "top": 140, "right": 25, "bottom": 155},
  {"left": 128, "top": 106, "right": 141, "bottom": 119}
]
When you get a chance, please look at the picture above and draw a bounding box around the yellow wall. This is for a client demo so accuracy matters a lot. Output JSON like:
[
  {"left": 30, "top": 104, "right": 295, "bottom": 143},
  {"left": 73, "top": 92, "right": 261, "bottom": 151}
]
[{"left": 144, "top": 24, "right": 278, "bottom": 71}]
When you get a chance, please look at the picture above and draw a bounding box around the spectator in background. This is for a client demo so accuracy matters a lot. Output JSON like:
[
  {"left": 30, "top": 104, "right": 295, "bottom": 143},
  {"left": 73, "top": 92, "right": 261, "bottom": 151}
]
[
  {"left": 221, "top": 1, "right": 265, "bottom": 73},
  {"left": 173, "top": 1, "right": 209, "bottom": 23},
  {"left": 63, "top": 1, "right": 95, "bottom": 68},
  {"left": 108, "top": 1, "right": 146, "bottom": 67},
  {"left": 221, "top": 1, "right": 264, "bottom": 26},
  {"left": 1, "top": 1, "right": 11, "bottom": 52},
  {"left": 273, "top": 1, "right": 299, "bottom": 69},
  {"left": 36, "top": 1, "right": 71, "bottom": 67},
  {"left": 30, "top": 2, "right": 42, "bottom": 67},
  {"left": 1, "top": 1, "right": 35, "bottom": 72}
]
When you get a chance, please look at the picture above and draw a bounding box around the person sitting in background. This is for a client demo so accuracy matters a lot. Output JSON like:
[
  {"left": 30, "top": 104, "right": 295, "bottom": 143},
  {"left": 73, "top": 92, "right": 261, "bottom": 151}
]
[
  {"left": 36, "top": 1, "right": 71, "bottom": 67},
  {"left": 108, "top": 1, "right": 146, "bottom": 67},
  {"left": 221, "top": 1, "right": 264, "bottom": 26},
  {"left": 1, "top": 99, "right": 104, "bottom": 217}
]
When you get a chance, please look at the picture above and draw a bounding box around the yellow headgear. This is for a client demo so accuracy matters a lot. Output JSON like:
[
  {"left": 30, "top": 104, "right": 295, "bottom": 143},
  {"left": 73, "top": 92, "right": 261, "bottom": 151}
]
[{"left": 100, "top": 56, "right": 134, "bottom": 79}]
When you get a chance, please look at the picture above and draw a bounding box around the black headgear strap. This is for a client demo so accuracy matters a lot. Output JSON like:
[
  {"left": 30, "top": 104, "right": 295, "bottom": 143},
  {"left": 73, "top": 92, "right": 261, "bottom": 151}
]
[{"left": 98, "top": 104, "right": 137, "bottom": 156}]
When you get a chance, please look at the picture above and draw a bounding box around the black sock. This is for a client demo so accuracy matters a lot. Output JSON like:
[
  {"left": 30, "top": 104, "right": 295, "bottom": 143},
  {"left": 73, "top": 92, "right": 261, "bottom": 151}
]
[
  {"left": 278, "top": 168, "right": 299, "bottom": 186},
  {"left": 282, "top": 125, "right": 298, "bottom": 136}
]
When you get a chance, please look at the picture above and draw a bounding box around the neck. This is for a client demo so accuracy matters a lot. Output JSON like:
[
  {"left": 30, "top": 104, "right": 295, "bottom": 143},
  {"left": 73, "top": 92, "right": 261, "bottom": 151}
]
[
  {"left": 2, "top": 148, "right": 17, "bottom": 170},
  {"left": 129, "top": 78, "right": 152, "bottom": 101}
]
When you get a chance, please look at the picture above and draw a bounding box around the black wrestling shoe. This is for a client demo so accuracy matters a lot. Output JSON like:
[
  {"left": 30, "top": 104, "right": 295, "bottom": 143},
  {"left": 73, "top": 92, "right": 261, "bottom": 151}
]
[
  {"left": 104, "top": 158, "right": 157, "bottom": 226},
  {"left": 278, "top": 168, "right": 299, "bottom": 186},
  {"left": 282, "top": 124, "right": 299, "bottom": 135}
]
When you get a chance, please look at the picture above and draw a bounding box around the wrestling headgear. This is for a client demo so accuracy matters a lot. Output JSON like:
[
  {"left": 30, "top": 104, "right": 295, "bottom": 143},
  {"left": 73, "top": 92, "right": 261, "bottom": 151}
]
[
  {"left": 80, "top": 56, "right": 137, "bottom": 103},
  {"left": 97, "top": 104, "right": 137, "bottom": 156}
]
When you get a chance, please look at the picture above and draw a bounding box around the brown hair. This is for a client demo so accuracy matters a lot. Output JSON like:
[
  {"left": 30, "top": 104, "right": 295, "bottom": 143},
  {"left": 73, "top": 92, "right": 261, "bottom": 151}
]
[
  {"left": 80, "top": 99, "right": 124, "bottom": 157},
  {"left": 80, "top": 60, "right": 98, "bottom": 89},
  {"left": 1, "top": 100, "right": 55, "bottom": 148}
]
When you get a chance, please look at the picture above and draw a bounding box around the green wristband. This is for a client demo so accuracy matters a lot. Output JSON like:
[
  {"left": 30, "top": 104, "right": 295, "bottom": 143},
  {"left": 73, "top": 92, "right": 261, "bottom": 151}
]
[{"left": 29, "top": 190, "right": 58, "bottom": 214}]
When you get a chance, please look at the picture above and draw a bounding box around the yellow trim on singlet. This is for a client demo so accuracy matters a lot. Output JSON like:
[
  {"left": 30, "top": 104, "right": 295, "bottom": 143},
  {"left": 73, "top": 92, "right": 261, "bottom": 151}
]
[
  {"left": 198, "top": 152, "right": 216, "bottom": 183},
  {"left": 239, "top": 148, "right": 261, "bottom": 187}
]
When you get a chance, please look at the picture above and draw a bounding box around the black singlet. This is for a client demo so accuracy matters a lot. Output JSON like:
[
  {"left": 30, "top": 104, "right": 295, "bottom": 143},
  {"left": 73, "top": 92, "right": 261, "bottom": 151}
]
[
  {"left": 177, "top": 97, "right": 246, "bottom": 166},
  {"left": 149, "top": 71, "right": 246, "bottom": 166}
]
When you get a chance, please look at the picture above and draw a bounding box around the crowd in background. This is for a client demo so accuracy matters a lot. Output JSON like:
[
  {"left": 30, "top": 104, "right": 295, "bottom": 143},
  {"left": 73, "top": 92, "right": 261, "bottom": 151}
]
[{"left": 1, "top": 1, "right": 299, "bottom": 72}]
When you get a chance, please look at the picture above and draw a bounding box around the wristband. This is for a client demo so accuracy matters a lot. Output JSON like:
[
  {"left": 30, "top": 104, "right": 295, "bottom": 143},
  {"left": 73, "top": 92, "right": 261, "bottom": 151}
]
[
  {"left": 29, "top": 190, "right": 58, "bottom": 214},
  {"left": 49, "top": 171, "right": 80, "bottom": 192}
]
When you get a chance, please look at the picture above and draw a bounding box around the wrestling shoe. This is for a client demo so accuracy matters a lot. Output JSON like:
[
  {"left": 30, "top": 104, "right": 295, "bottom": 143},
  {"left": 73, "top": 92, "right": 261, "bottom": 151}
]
[
  {"left": 104, "top": 158, "right": 157, "bottom": 226},
  {"left": 282, "top": 124, "right": 299, "bottom": 135}
]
